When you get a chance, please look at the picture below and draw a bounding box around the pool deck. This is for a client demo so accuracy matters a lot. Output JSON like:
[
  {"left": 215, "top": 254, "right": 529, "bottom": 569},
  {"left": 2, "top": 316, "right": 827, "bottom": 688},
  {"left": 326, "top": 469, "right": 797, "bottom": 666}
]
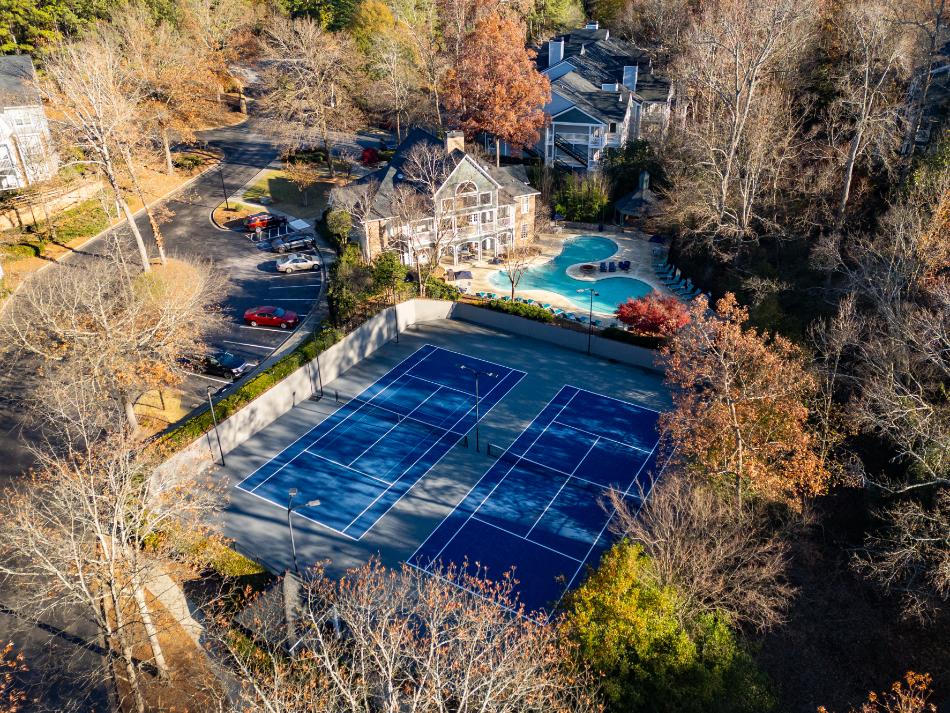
[{"left": 457, "top": 228, "right": 673, "bottom": 316}]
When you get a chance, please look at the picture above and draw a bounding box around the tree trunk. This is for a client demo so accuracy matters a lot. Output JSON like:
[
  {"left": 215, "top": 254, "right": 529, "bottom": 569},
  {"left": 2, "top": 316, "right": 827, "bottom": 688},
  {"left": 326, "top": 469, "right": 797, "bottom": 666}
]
[
  {"left": 323, "top": 131, "right": 336, "bottom": 178},
  {"left": 104, "top": 163, "right": 152, "bottom": 272},
  {"left": 123, "top": 394, "right": 139, "bottom": 431},
  {"left": 132, "top": 580, "right": 169, "bottom": 680},
  {"left": 836, "top": 127, "right": 864, "bottom": 229},
  {"left": 123, "top": 151, "right": 167, "bottom": 267},
  {"left": 495, "top": 139, "right": 501, "bottom": 167},
  {"left": 161, "top": 127, "right": 175, "bottom": 176},
  {"left": 107, "top": 582, "right": 147, "bottom": 713}
]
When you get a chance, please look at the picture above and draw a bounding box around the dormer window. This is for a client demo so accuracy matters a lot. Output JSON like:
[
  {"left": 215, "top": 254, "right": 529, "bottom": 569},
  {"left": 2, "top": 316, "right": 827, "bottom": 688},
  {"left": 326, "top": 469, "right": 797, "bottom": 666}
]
[{"left": 456, "top": 181, "right": 478, "bottom": 208}]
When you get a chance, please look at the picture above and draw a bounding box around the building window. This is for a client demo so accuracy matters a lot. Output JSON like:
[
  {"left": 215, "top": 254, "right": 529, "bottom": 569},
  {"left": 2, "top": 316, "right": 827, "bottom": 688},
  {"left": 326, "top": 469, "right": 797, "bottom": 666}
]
[
  {"left": 521, "top": 224, "right": 528, "bottom": 240},
  {"left": 497, "top": 205, "right": 510, "bottom": 219},
  {"left": 608, "top": 122, "right": 618, "bottom": 133},
  {"left": 468, "top": 213, "right": 478, "bottom": 225},
  {"left": 441, "top": 198, "right": 454, "bottom": 212},
  {"left": 480, "top": 192, "right": 491, "bottom": 205},
  {"left": 481, "top": 210, "right": 493, "bottom": 224},
  {"left": 521, "top": 198, "right": 529, "bottom": 215}
]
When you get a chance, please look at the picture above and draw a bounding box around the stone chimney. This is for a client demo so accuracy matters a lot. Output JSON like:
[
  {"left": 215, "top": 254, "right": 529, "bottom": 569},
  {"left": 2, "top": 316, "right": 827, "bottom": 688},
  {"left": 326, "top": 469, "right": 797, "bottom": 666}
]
[
  {"left": 445, "top": 130, "right": 465, "bottom": 154},
  {"left": 548, "top": 38, "right": 564, "bottom": 66}
]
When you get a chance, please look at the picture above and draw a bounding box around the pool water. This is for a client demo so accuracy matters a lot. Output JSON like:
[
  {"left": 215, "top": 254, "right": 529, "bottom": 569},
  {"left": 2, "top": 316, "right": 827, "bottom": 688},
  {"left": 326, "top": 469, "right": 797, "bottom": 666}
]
[{"left": 489, "top": 236, "right": 652, "bottom": 315}]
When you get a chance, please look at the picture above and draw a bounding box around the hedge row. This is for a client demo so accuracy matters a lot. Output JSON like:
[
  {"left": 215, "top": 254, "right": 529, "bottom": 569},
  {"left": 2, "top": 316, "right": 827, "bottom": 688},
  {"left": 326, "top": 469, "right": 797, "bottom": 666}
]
[
  {"left": 155, "top": 325, "right": 343, "bottom": 452},
  {"left": 599, "top": 327, "right": 667, "bottom": 350},
  {"left": 483, "top": 299, "right": 555, "bottom": 323}
]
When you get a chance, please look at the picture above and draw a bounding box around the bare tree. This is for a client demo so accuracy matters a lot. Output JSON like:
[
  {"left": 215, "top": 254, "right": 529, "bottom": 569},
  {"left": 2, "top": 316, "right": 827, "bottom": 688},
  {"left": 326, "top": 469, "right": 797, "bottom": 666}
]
[
  {"left": 829, "top": 0, "right": 912, "bottom": 228},
  {"left": 210, "top": 559, "right": 599, "bottom": 712},
  {"left": 668, "top": 0, "right": 812, "bottom": 255},
  {"left": 178, "top": 0, "right": 256, "bottom": 101},
  {"left": 609, "top": 475, "right": 794, "bottom": 633},
  {"left": 499, "top": 243, "right": 538, "bottom": 299},
  {"left": 331, "top": 177, "right": 381, "bottom": 249},
  {"left": 0, "top": 241, "right": 222, "bottom": 430},
  {"left": 369, "top": 28, "right": 421, "bottom": 142},
  {"left": 0, "top": 433, "right": 224, "bottom": 713},
  {"left": 390, "top": 142, "right": 457, "bottom": 296},
  {"left": 259, "top": 16, "right": 363, "bottom": 177},
  {"left": 42, "top": 35, "right": 155, "bottom": 271}
]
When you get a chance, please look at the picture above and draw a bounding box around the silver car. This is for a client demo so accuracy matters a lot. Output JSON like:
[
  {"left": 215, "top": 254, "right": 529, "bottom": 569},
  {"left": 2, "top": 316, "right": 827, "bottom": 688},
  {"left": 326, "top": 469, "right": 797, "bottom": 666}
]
[{"left": 276, "top": 253, "right": 320, "bottom": 273}]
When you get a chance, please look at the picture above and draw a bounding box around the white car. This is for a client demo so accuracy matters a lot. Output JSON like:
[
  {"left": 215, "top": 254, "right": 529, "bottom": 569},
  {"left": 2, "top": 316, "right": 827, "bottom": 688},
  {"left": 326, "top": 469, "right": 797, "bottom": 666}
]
[{"left": 276, "top": 253, "right": 320, "bottom": 273}]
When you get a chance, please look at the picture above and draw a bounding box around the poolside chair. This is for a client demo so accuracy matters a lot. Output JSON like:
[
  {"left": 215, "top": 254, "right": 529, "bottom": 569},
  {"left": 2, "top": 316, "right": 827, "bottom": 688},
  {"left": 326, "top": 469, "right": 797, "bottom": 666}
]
[
  {"left": 608, "top": 262, "right": 617, "bottom": 272},
  {"left": 683, "top": 287, "right": 702, "bottom": 300},
  {"left": 488, "top": 293, "right": 499, "bottom": 299},
  {"left": 674, "top": 279, "right": 695, "bottom": 296},
  {"left": 578, "top": 315, "right": 590, "bottom": 324},
  {"left": 527, "top": 299, "right": 538, "bottom": 305},
  {"left": 661, "top": 268, "right": 682, "bottom": 285},
  {"left": 592, "top": 318, "right": 604, "bottom": 327},
  {"left": 475, "top": 291, "right": 486, "bottom": 298},
  {"left": 501, "top": 295, "right": 512, "bottom": 302},
  {"left": 600, "top": 262, "right": 607, "bottom": 272},
  {"left": 656, "top": 263, "right": 676, "bottom": 278},
  {"left": 552, "top": 308, "right": 565, "bottom": 316},
  {"left": 541, "top": 303, "right": 552, "bottom": 310}
]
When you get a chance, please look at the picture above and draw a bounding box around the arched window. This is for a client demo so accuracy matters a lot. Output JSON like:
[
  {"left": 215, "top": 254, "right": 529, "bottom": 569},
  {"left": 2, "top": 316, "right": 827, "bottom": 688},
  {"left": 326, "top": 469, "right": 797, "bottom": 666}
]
[{"left": 456, "top": 181, "right": 477, "bottom": 195}]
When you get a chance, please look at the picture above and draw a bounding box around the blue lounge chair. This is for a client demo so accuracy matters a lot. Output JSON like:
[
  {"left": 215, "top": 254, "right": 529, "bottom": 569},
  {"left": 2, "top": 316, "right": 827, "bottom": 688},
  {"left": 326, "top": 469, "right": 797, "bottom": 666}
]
[
  {"left": 541, "top": 303, "right": 552, "bottom": 310},
  {"left": 600, "top": 262, "right": 607, "bottom": 272},
  {"left": 514, "top": 296, "right": 526, "bottom": 304},
  {"left": 608, "top": 262, "right": 617, "bottom": 272},
  {"left": 657, "top": 264, "right": 676, "bottom": 278},
  {"left": 552, "top": 308, "right": 565, "bottom": 316},
  {"left": 475, "top": 291, "right": 486, "bottom": 298},
  {"left": 501, "top": 295, "right": 512, "bottom": 302},
  {"left": 527, "top": 299, "right": 537, "bottom": 305},
  {"left": 592, "top": 318, "right": 603, "bottom": 327},
  {"left": 674, "top": 279, "right": 695, "bottom": 295},
  {"left": 578, "top": 315, "right": 590, "bottom": 324},
  {"left": 661, "top": 268, "right": 682, "bottom": 285}
]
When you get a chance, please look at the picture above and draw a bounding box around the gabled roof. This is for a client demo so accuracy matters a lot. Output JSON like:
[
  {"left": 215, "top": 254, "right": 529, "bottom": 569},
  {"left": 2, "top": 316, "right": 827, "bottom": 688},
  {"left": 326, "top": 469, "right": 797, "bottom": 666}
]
[
  {"left": 341, "top": 129, "right": 538, "bottom": 222},
  {"left": 0, "top": 55, "right": 41, "bottom": 109},
  {"left": 537, "top": 26, "right": 673, "bottom": 117},
  {"left": 551, "top": 72, "right": 630, "bottom": 123}
]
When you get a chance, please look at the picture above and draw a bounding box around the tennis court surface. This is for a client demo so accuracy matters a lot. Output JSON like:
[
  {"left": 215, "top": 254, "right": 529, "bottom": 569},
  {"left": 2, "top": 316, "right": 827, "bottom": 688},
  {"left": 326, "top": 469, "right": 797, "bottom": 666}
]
[
  {"left": 236, "top": 344, "right": 525, "bottom": 540},
  {"left": 411, "top": 385, "right": 661, "bottom": 615}
]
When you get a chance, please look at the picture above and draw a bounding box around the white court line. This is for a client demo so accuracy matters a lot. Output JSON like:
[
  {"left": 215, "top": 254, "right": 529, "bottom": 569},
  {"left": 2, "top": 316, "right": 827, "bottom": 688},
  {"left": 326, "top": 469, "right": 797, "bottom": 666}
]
[
  {"left": 222, "top": 340, "right": 275, "bottom": 351},
  {"left": 551, "top": 420, "right": 653, "bottom": 454},
  {"left": 566, "top": 384, "right": 663, "bottom": 414},
  {"left": 404, "top": 560, "right": 523, "bottom": 618},
  {"left": 524, "top": 436, "right": 600, "bottom": 539},
  {"left": 346, "top": 387, "right": 443, "bottom": 467},
  {"left": 550, "top": 439, "right": 664, "bottom": 617},
  {"left": 235, "top": 482, "right": 360, "bottom": 542},
  {"left": 346, "top": 366, "right": 527, "bottom": 538},
  {"left": 514, "top": 454, "right": 631, "bottom": 497},
  {"left": 420, "top": 387, "right": 579, "bottom": 566},
  {"left": 348, "top": 397, "right": 466, "bottom": 437},
  {"left": 234, "top": 345, "right": 432, "bottom": 493},
  {"left": 302, "top": 449, "right": 394, "bottom": 486},
  {"left": 470, "top": 516, "right": 583, "bottom": 563},
  {"left": 420, "top": 342, "right": 522, "bottom": 376},
  {"left": 405, "top": 372, "right": 471, "bottom": 397}
]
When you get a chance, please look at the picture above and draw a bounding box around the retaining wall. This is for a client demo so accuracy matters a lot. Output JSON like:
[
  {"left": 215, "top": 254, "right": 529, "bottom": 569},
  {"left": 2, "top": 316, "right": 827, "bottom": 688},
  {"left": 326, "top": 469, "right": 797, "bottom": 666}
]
[{"left": 155, "top": 298, "right": 655, "bottom": 478}]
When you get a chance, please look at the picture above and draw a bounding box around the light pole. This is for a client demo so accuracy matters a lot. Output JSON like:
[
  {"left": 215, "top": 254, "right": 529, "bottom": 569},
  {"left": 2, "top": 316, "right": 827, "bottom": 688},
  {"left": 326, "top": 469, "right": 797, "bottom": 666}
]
[
  {"left": 219, "top": 167, "right": 231, "bottom": 211},
  {"left": 287, "top": 489, "right": 321, "bottom": 578},
  {"left": 206, "top": 386, "right": 225, "bottom": 466},
  {"left": 458, "top": 364, "right": 496, "bottom": 453},
  {"left": 576, "top": 288, "right": 599, "bottom": 355}
]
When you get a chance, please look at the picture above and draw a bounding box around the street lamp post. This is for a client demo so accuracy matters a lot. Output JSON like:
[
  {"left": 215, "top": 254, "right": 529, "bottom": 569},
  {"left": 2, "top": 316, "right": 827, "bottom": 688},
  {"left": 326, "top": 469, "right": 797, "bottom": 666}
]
[
  {"left": 286, "top": 488, "right": 321, "bottom": 577},
  {"left": 576, "top": 288, "right": 599, "bottom": 355},
  {"left": 219, "top": 167, "right": 231, "bottom": 211},
  {"left": 458, "top": 364, "right": 496, "bottom": 453},
  {"left": 206, "top": 386, "right": 225, "bottom": 466}
]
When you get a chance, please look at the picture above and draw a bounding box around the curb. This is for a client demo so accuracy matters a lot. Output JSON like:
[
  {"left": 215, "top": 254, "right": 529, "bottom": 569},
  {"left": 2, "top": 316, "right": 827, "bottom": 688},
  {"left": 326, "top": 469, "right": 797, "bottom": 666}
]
[{"left": 0, "top": 153, "right": 226, "bottom": 317}]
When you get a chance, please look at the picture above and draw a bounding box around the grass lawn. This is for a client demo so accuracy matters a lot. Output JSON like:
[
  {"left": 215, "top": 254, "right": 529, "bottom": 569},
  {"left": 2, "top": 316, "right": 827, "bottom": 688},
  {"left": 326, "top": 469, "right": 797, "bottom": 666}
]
[{"left": 241, "top": 168, "right": 333, "bottom": 222}]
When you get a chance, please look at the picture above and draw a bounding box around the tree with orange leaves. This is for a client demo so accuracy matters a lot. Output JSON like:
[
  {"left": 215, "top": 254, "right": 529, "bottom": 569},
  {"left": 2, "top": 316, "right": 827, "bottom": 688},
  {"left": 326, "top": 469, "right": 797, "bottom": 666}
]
[
  {"left": 660, "top": 293, "right": 829, "bottom": 509},
  {"left": 442, "top": 12, "right": 550, "bottom": 166}
]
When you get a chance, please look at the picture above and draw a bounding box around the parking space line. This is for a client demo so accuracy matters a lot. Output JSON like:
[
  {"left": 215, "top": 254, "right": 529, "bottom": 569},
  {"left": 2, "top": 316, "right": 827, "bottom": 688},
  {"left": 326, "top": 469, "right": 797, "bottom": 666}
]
[
  {"left": 238, "top": 325, "right": 296, "bottom": 333},
  {"left": 189, "top": 373, "right": 232, "bottom": 385},
  {"left": 222, "top": 340, "right": 275, "bottom": 351}
]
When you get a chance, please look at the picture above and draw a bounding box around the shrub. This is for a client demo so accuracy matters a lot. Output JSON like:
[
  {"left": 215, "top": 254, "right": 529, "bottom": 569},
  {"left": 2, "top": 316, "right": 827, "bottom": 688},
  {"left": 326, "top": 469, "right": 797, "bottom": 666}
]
[
  {"left": 600, "top": 327, "right": 667, "bottom": 350},
  {"left": 483, "top": 299, "right": 554, "bottom": 323},
  {"left": 173, "top": 154, "right": 204, "bottom": 171},
  {"left": 564, "top": 542, "right": 775, "bottom": 713},
  {"left": 616, "top": 292, "right": 689, "bottom": 336},
  {"left": 555, "top": 172, "right": 609, "bottom": 223},
  {"left": 424, "top": 276, "right": 461, "bottom": 301},
  {"left": 156, "top": 325, "right": 342, "bottom": 451}
]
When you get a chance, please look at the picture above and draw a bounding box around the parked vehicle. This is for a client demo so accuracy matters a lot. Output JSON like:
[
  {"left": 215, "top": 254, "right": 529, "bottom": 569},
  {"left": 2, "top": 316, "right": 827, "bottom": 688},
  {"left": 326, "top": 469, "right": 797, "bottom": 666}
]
[
  {"left": 244, "top": 212, "right": 288, "bottom": 232},
  {"left": 269, "top": 233, "right": 316, "bottom": 254},
  {"left": 243, "top": 306, "right": 299, "bottom": 329},
  {"left": 276, "top": 253, "right": 320, "bottom": 273},
  {"left": 182, "top": 350, "right": 254, "bottom": 379}
]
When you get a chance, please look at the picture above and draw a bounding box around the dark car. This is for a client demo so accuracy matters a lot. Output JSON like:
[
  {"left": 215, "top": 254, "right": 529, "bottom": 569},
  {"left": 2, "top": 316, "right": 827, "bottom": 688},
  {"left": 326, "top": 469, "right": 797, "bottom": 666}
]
[
  {"left": 183, "top": 350, "right": 254, "bottom": 379},
  {"left": 243, "top": 306, "right": 299, "bottom": 329},
  {"left": 262, "top": 233, "right": 316, "bottom": 254},
  {"left": 244, "top": 212, "right": 288, "bottom": 232}
]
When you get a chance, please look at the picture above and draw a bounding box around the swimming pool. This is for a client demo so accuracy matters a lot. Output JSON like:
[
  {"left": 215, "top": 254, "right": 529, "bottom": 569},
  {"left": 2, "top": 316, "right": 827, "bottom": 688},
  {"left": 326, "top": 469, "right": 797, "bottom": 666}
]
[{"left": 489, "top": 236, "right": 652, "bottom": 315}]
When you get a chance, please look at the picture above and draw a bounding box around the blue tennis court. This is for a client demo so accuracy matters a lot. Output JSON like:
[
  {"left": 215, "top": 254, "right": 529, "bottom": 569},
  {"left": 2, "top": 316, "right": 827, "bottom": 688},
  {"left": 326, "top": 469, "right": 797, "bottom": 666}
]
[
  {"left": 236, "top": 344, "right": 525, "bottom": 540},
  {"left": 410, "top": 385, "right": 661, "bottom": 615}
]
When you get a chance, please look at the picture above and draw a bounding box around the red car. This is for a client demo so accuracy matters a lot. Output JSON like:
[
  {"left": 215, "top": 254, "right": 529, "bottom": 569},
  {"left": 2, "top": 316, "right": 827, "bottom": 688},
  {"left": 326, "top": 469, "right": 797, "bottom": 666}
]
[
  {"left": 243, "top": 306, "right": 299, "bottom": 329},
  {"left": 244, "top": 212, "right": 288, "bottom": 232}
]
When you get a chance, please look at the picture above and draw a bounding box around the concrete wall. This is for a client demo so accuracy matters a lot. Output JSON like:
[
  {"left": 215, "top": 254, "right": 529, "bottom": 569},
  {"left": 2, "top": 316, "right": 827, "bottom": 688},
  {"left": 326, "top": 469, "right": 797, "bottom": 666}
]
[{"left": 155, "top": 298, "right": 653, "bottom": 478}]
